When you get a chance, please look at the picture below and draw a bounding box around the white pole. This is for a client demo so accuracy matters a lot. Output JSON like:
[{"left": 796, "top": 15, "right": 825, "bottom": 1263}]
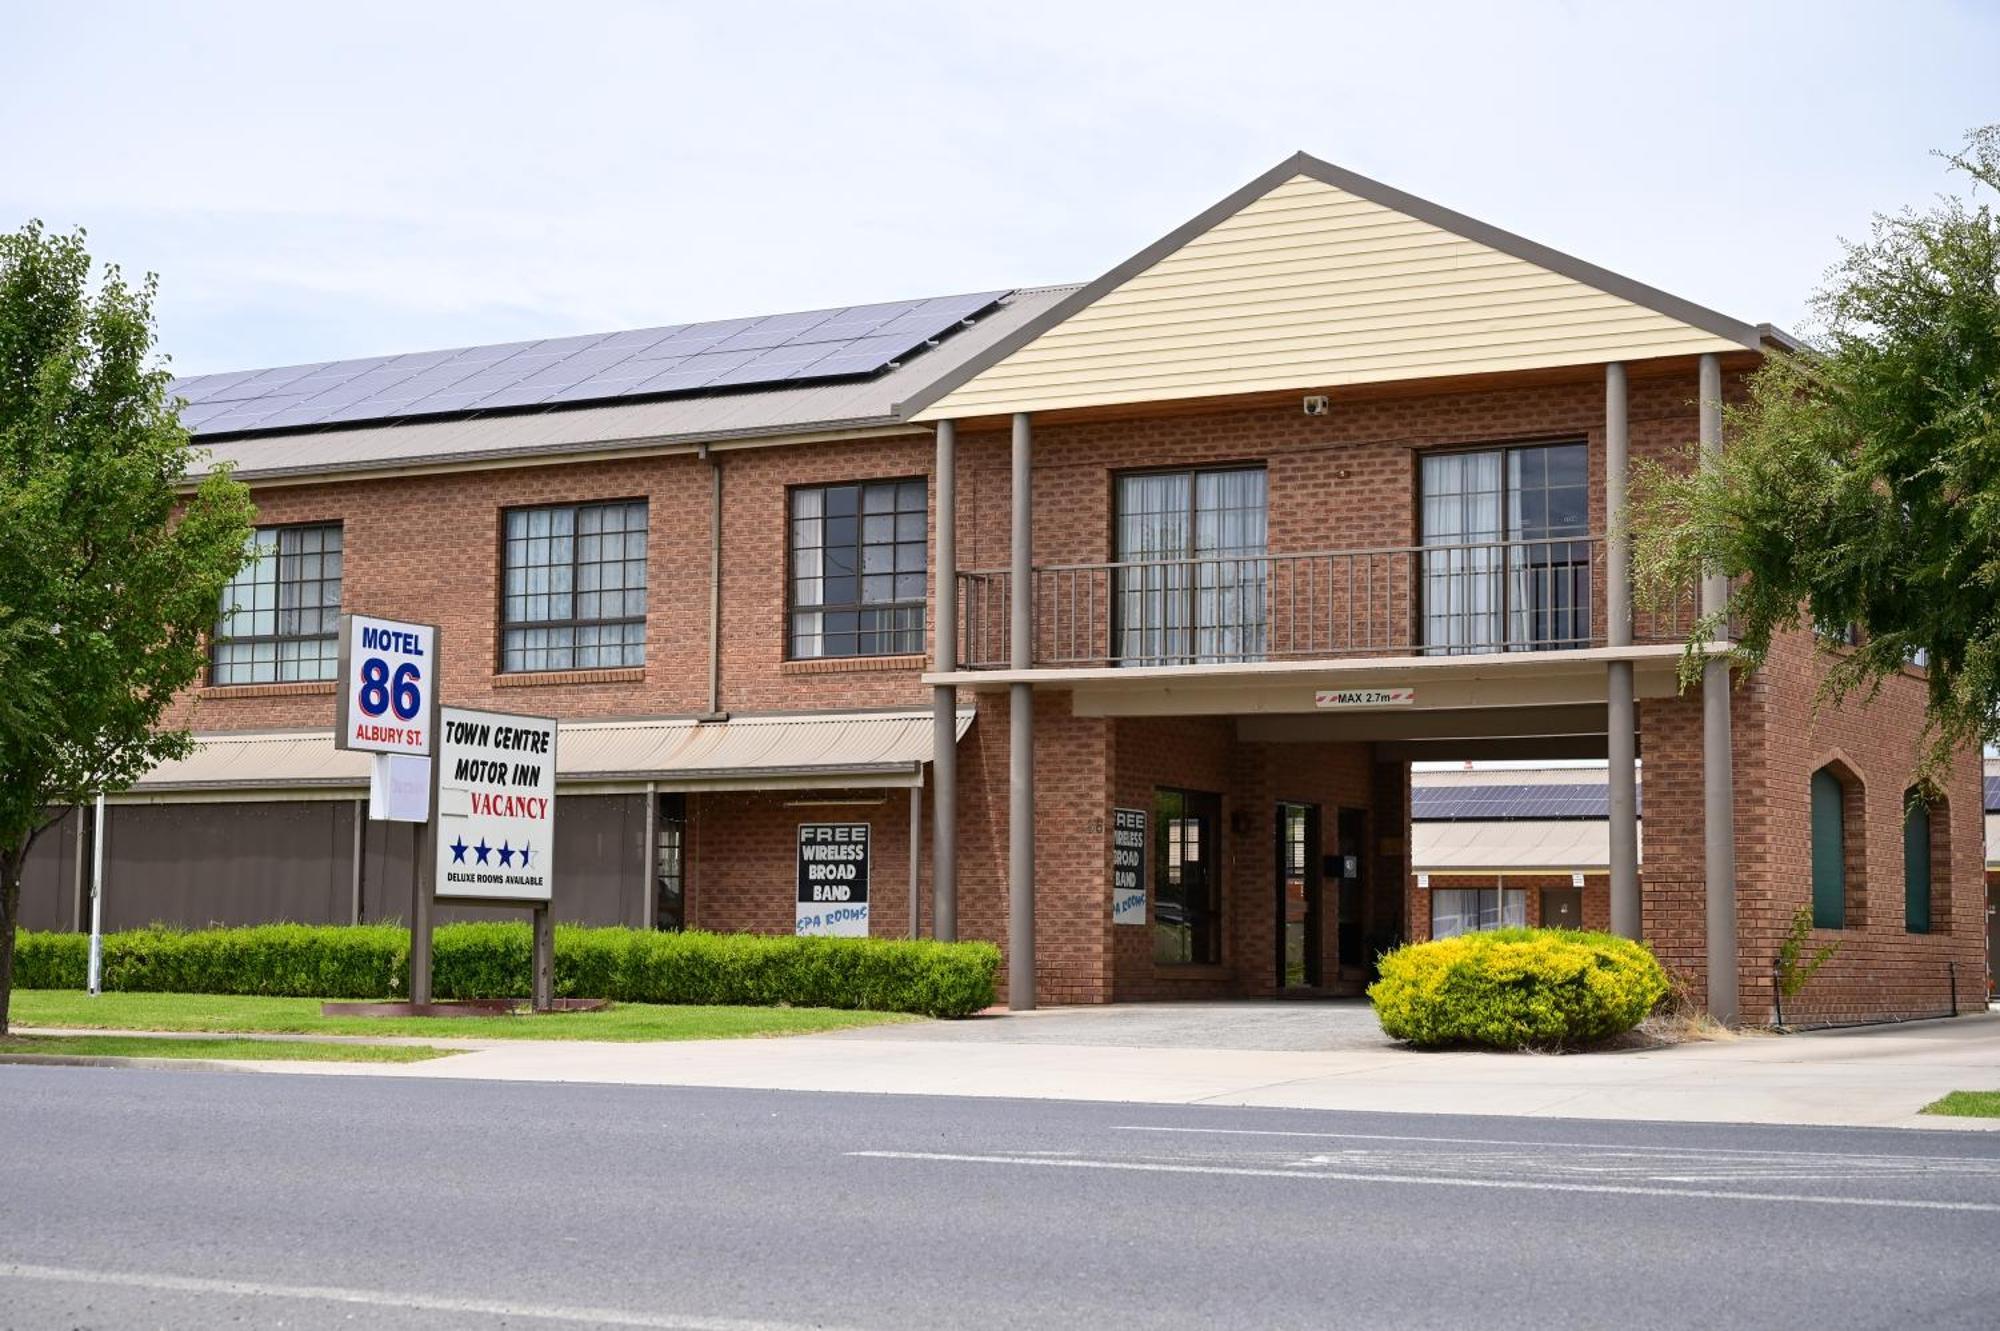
[{"left": 87, "top": 793, "right": 106, "bottom": 996}]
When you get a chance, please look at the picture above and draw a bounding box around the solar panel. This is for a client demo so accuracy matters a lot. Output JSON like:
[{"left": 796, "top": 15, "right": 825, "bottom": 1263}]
[
  {"left": 169, "top": 289, "right": 1007, "bottom": 437},
  {"left": 1411, "top": 783, "right": 1636, "bottom": 821},
  {"left": 1986, "top": 773, "right": 2000, "bottom": 813}
]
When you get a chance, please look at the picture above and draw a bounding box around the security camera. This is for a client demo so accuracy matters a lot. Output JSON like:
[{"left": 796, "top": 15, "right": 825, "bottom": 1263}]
[{"left": 1302, "top": 395, "right": 1330, "bottom": 416}]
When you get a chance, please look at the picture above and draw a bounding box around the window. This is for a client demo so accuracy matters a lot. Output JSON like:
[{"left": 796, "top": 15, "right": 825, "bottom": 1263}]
[
  {"left": 1810, "top": 764, "right": 1865, "bottom": 929},
  {"left": 1904, "top": 789, "right": 1948, "bottom": 934},
  {"left": 790, "top": 479, "right": 926, "bottom": 658},
  {"left": 501, "top": 500, "right": 648, "bottom": 672},
  {"left": 211, "top": 524, "right": 343, "bottom": 685},
  {"left": 656, "top": 793, "right": 686, "bottom": 932},
  {"left": 1115, "top": 468, "right": 1267, "bottom": 665},
  {"left": 1430, "top": 887, "right": 1527, "bottom": 939},
  {"left": 1420, "top": 442, "right": 1589, "bottom": 653},
  {"left": 1154, "top": 788, "right": 1222, "bottom": 964}
]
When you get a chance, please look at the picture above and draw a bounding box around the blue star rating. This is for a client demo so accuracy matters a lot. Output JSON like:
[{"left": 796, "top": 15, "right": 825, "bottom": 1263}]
[
  {"left": 518, "top": 843, "right": 532, "bottom": 868},
  {"left": 473, "top": 839, "right": 492, "bottom": 865},
  {"left": 450, "top": 837, "right": 468, "bottom": 864},
  {"left": 497, "top": 841, "right": 516, "bottom": 867}
]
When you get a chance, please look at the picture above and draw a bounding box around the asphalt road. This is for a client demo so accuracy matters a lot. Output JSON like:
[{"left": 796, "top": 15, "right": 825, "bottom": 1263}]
[{"left": 3, "top": 1065, "right": 1999, "bottom": 1329}]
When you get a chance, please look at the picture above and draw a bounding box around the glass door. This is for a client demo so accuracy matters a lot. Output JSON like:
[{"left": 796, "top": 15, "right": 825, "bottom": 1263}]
[{"left": 1276, "top": 802, "right": 1321, "bottom": 989}]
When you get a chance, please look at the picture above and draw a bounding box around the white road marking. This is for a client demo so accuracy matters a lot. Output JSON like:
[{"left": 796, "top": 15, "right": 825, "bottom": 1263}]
[
  {"left": 0, "top": 1262, "right": 852, "bottom": 1330},
  {"left": 1110, "top": 1123, "right": 2000, "bottom": 1168},
  {"left": 848, "top": 1150, "right": 2000, "bottom": 1213}
]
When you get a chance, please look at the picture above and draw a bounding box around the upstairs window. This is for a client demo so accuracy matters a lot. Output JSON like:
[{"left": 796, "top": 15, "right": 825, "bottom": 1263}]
[
  {"left": 1420, "top": 442, "right": 1589, "bottom": 654},
  {"left": 211, "top": 523, "right": 343, "bottom": 685},
  {"left": 501, "top": 500, "right": 648, "bottom": 672},
  {"left": 1114, "top": 467, "right": 1268, "bottom": 665},
  {"left": 790, "top": 479, "right": 927, "bottom": 659}
]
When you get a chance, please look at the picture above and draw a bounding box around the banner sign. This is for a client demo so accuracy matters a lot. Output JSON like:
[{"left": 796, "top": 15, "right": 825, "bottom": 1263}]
[
  {"left": 335, "top": 614, "right": 437, "bottom": 756},
  {"left": 1111, "top": 807, "right": 1147, "bottom": 925},
  {"left": 434, "top": 706, "right": 557, "bottom": 902},
  {"left": 1314, "top": 687, "right": 1414, "bottom": 709},
  {"left": 796, "top": 823, "right": 870, "bottom": 936}
]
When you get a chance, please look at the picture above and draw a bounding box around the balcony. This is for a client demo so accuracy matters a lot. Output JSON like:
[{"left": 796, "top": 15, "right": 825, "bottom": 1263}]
[{"left": 952, "top": 537, "right": 1697, "bottom": 671}]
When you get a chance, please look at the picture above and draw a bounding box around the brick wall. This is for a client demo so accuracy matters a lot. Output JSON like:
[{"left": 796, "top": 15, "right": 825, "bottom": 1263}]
[{"left": 1405, "top": 872, "right": 1613, "bottom": 942}]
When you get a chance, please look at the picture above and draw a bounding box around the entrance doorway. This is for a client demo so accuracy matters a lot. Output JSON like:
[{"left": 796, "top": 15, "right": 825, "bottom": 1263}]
[
  {"left": 1540, "top": 885, "right": 1582, "bottom": 930},
  {"left": 1275, "top": 802, "right": 1322, "bottom": 988}
]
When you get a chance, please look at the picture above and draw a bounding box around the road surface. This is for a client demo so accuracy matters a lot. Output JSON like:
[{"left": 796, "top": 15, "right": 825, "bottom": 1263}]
[{"left": 3, "top": 1064, "right": 1997, "bottom": 1328}]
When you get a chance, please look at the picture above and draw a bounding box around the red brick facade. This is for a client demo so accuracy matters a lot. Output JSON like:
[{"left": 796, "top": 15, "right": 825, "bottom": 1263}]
[{"left": 99, "top": 361, "right": 1982, "bottom": 1020}]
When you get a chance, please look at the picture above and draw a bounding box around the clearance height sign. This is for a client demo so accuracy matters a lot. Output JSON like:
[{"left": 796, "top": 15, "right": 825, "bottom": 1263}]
[
  {"left": 796, "top": 824, "right": 869, "bottom": 936},
  {"left": 435, "top": 706, "right": 557, "bottom": 902}
]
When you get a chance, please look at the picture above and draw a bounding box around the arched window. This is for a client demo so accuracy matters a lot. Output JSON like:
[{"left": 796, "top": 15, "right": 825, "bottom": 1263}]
[
  {"left": 1810, "top": 765, "right": 1862, "bottom": 929},
  {"left": 1904, "top": 793, "right": 1931, "bottom": 933},
  {"left": 1904, "top": 790, "right": 1950, "bottom": 934}
]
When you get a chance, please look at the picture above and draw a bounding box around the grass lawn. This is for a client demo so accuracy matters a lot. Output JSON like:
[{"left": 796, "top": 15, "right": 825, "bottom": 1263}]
[
  {"left": 1920, "top": 1090, "right": 2000, "bottom": 1119},
  {"left": 0, "top": 1033, "right": 454, "bottom": 1063},
  {"left": 9, "top": 990, "right": 921, "bottom": 1042}
]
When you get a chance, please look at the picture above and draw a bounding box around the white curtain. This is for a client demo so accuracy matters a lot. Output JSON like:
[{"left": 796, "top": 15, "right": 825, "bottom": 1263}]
[
  {"left": 1116, "top": 473, "right": 1191, "bottom": 664},
  {"left": 1421, "top": 452, "right": 1503, "bottom": 654},
  {"left": 1193, "top": 469, "right": 1268, "bottom": 662},
  {"left": 790, "top": 487, "right": 824, "bottom": 658},
  {"left": 1116, "top": 470, "right": 1267, "bottom": 665}
]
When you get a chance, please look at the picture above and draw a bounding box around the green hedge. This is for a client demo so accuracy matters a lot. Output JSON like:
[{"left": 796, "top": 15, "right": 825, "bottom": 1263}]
[
  {"left": 12, "top": 924, "right": 999, "bottom": 1019},
  {"left": 1367, "top": 927, "right": 1668, "bottom": 1049}
]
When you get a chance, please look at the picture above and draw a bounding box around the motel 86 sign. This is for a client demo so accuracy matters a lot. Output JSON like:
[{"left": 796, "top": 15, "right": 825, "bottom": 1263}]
[{"left": 334, "top": 614, "right": 438, "bottom": 756}]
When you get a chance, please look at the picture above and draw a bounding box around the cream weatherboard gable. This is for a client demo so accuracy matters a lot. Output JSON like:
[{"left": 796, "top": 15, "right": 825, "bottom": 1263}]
[{"left": 908, "top": 159, "right": 1757, "bottom": 421}]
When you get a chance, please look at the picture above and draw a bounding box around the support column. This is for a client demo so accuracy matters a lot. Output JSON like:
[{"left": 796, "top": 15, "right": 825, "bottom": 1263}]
[
  {"left": 1699, "top": 352, "right": 1739, "bottom": 1021},
  {"left": 908, "top": 783, "right": 921, "bottom": 941},
  {"left": 1008, "top": 412, "right": 1035, "bottom": 1011},
  {"left": 931, "top": 419, "right": 958, "bottom": 942},
  {"left": 1605, "top": 361, "right": 1641, "bottom": 940}
]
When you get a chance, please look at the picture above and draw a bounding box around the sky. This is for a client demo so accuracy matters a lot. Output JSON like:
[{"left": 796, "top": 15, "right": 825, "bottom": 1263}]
[{"left": 4, "top": 1, "right": 1995, "bottom": 376}]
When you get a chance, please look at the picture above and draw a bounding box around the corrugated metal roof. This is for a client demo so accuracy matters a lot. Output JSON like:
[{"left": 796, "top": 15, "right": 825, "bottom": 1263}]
[
  {"left": 1413, "top": 818, "right": 1638, "bottom": 872},
  {"left": 195, "top": 287, "right": 1078, "bottom": 482},
  {"left": 130, "top": 709, "right": 973, "bottom": 794}
]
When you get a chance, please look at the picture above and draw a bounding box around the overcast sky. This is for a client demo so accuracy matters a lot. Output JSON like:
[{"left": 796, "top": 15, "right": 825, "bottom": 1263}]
[{"left": 5, "top": 1, "right": 1994, "bottom": 375}]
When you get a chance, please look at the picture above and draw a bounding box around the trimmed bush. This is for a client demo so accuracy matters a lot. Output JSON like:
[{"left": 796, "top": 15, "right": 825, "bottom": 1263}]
[
  {"left": 1368, "top": 928, "right": 1668, "bottom": 1050},
  {"left": 12, "top": 925, "right": 1000, "bottom": 1019}
]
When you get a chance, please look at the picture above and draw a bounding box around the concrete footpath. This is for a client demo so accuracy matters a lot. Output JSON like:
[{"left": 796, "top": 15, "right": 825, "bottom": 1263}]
[{"left": 20, "top": 1002, "right": 2000, "bottom": 1130}]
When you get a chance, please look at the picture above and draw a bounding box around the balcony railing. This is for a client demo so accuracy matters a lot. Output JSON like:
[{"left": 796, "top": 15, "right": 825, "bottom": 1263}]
[{"left": 953, "top": 536, "right": 1700, "bottom": 670}]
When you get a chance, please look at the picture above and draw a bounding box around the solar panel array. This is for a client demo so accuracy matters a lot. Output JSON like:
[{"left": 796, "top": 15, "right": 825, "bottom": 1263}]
[
  {"left": 1413, "top": 783, "right": 1636, "bottom": 821},
  {"left": 1987, "top": 773, "right": 2000, "bottom": 813},
  {"left": 169, "top": 290, "right": 1008, "bottom": 437}
]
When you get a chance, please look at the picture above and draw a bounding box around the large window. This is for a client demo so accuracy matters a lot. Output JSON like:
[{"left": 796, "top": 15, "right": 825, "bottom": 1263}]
[
  {"left": 790, "top": 479, "right": 927, "bottom": 659},
  {"left": 1115, "top": 467, "right": 1267, "bottom": 665},
  {"left": 1154, "top": 788, "right": 1223, "bottom": 964},
  {"left": 1420, "top": 442, "right": 1589, "bottom": 653},
  {"left": 211, "top": 523, "right": 343, "bottom": 685},
  {"left": 501, "top": 500, "right": 648, "bottom": 672},
  {"left": 1430, "top": 887, "right": 1527, "bottom": 939},
  {"left": 1904, "top": 789, "right": 1948, "bottom": 934}
]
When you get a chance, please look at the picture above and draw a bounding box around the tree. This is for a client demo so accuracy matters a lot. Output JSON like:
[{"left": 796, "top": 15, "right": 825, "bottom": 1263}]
[
  {"left": 1631, "top": 126, "right": 2000, "bottom": 779},
  {"left": 0, "top": 222, "right": 254, "bottom": 1034}
]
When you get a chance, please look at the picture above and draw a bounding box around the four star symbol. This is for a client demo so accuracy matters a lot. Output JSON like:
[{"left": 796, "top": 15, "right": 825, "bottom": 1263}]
[
  {"left": 497, "top": 841, "right": 516, "bottom": 867},
  {"left": 473, "top": 838, "right": 492, "bottom": 865},
  {"left": 449, "top": 837, "right": 468, "bottom": 864}
]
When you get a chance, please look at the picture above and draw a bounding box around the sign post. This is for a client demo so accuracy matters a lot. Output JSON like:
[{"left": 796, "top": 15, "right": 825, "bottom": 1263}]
[
  {"left": 334, "top": 613, "right": 439, "bottom": 1002},
  {"left": 435, "top": 705, "right": 559, "bottom": 1010}
]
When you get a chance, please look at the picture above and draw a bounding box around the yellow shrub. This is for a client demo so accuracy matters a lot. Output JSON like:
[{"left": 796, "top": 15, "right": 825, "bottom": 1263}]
[{"left": 1367, "top": 928, "right": 1669, "bottom": 1049}]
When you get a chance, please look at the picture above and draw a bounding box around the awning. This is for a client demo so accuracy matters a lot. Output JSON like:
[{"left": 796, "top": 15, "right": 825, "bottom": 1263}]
[
  {"left": 129, "top": 709, "right": 973, "bottom": 797},
  {"left": 1412, "top": 818, "right": 1636, "bottom": 874}
]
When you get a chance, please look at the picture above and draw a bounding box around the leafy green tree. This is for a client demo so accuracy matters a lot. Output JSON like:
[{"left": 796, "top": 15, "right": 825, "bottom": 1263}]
[
  {"left": 0, "top": 222, "right": 254, "bottom": 1033},
  {"left": 1632, "top": 126, "right": 2000, "bottom": 778}
]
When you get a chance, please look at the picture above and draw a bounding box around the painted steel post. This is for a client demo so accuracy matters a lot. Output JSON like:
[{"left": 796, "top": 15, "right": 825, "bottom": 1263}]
[
  {"left": 932, "top": 419, "right": 958, "bottom": 941},
  {"left": 1605, "top": 361, "right": 1641, "bottom": 941},
  {"left": 412, "top": 629, "right": 442, "bottom": 1007},
  {"left": 1008, "top": 411, "right": 1036, "bottom": 1011},
  {"left": 532, "top": 903, "right": 554, "bottom": 1012},
  {"left": 908, "top": 784, "right": 921, "bottom": 940},
  {"left": 1699, "top": 352, "right": 1739, "bottom": 1022},
  {"left": 86, "top": 793, "right": 105, "bottom": 996}
]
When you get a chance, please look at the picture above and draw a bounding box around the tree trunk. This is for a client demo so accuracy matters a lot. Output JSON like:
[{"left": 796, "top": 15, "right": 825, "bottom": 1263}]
[{"left": 0, "top": 858, "right": 20, "bottom": 1037}]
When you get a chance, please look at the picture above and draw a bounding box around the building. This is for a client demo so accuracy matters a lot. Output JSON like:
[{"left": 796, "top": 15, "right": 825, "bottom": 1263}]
[{"left": 17, "top": 153, "right": 1987, "bottom": 1021}]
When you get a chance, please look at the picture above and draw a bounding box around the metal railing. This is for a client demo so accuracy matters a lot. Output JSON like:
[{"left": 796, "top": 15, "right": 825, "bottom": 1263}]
[{"left": 955, "top": 536, "right": 1701, "bottom": 669}]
